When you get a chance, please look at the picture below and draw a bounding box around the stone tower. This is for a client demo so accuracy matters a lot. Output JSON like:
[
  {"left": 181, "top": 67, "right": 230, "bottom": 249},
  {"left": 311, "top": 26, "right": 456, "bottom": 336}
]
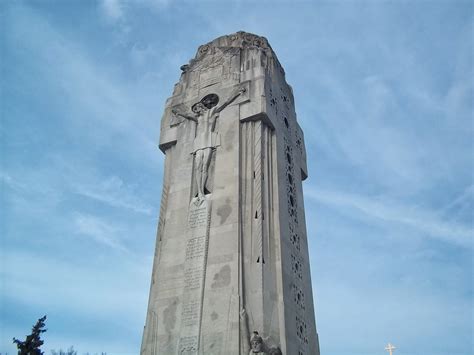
[{"left": 141, "top": 31, "right": 320, "bottom": 355}]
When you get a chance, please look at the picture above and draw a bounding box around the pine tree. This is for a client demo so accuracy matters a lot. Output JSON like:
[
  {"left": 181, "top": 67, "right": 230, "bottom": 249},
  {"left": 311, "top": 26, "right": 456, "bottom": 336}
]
[{"left": 13, "top": 315, "right": 47, "bottom": 355}]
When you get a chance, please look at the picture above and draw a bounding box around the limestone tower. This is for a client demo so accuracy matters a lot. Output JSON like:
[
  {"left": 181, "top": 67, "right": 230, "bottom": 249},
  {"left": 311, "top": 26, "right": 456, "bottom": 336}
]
[{"left": 141, "top": 31, "right": 320, "bottom": 355}]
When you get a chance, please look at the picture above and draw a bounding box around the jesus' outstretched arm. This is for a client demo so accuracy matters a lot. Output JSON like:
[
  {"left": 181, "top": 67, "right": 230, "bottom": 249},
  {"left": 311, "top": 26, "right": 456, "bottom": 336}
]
[
  {"left": 171, "top": 109, "right": 197, "bottom": 123},
  {"left": 215, "top": 87, "right": 246, "bottom": 114}
]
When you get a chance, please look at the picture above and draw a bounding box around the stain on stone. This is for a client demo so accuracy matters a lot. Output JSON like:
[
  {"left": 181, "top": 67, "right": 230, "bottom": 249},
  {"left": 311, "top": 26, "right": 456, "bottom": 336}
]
[
  {"left": 225, "top": 128, "right": 235, "bottom": 151},
  {"left": 211, "top": 311, "right": 218, "bottom": 321},
  {"left": 211, "top": 264, "right": 231, "bottom": 288},
  {"left": 163, "top": 298, "right": 178, "bottom": 332},
  {"left": 202, "top": 332, "right": 224, "bottom": 354},
  {"left": 216, "top": 198, "right": 232, "bottom": 224}
]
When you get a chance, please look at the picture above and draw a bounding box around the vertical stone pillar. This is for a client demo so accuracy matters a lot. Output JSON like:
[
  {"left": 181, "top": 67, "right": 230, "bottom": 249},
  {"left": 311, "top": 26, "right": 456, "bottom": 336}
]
[{"left": 141, "top": 31, "right": 320, "bottom": 355}]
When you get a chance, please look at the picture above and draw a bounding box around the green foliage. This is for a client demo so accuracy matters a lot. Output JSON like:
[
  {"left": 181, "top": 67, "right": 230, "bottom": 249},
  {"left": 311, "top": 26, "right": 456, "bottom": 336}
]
[{"left": 13, "top": 315, "right": 47, "bottom": 355}]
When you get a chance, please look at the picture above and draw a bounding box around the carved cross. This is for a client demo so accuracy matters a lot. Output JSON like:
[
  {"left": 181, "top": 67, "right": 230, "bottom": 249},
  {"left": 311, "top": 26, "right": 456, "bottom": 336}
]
[{"left": 385, "top": 343, "right": 396, "bottom": 355}]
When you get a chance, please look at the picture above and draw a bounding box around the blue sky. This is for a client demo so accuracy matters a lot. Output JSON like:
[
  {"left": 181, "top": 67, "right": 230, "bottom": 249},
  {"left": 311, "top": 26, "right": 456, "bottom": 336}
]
[{"left": 1, "top": 1, "right": 472, "bottom": 354}]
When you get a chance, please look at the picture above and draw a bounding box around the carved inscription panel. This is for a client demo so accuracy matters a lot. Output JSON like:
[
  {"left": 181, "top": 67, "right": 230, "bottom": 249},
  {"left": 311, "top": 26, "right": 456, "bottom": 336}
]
[
  {"left": 185, "top": 236, "right": 206, "bottom": 261},
  {"left": 189, "top": 206, "right": 209, "bottom": 229},
  {"left": 178, "top": 335, "right": 198, "bottom": 354},
  {"left": 182, "top": 300, "right": 200, "bottom": 326},
  {"left": 184, "top": 266, "right": 204, "bottom": 290}
]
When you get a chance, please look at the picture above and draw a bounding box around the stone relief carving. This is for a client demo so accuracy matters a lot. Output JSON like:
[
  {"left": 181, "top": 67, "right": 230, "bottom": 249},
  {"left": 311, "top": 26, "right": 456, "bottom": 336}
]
[
  {"left": 195, "top": 32, "right": 274, "bottom": 60},
  {"left": 172, "top": 87, "right": 246, "bottom": 203},
  {"left": 249, "top": 331, "right": 282, "bottom": 355},
  {"left": 240, "top": 309, "right": 282, "bottom": 355},
  {"left": 181, "top": 46, "right": 240, "bottom": 80},
  {"left": 177, "top": 31, "right": 286, "bottom": 93}
]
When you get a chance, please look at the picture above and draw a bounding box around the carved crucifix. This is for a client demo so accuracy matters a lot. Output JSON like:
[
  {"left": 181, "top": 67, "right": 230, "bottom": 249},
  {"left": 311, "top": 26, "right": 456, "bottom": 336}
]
[{"left": 172, "top": 87, "right": 246, "bottom": 203}]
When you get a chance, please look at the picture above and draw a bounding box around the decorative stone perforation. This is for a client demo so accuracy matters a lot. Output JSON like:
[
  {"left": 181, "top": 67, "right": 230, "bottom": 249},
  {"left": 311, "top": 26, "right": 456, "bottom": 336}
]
[
  {"left": 284, "top": 120, "right": 308, "bottom": 352},
  {"left": 292, "top": 283, "right": 306, "bottom": 311},
  {"left": 296, "top": 315, "right": 309, "bottom": 345},
  {"left": 285, "top": 136, "right": 301, "bottom": 254},
  {"left": 269, "top": 88, "right": 278, "bottom": 115},
  {"left": 295, "top": 130, "right": 303, "bottom": 156},
  {"left": 280, "top": 87, "right": 290, "bottom": 112},
  {"left": 291, "top": 253, "right": 303, "bottom": 280},
  {"left": 289, "top": 223, "right": 300, "bottom": 251},
  {"left": 284, "top": 140, "right": 298, "bottom": 224}
]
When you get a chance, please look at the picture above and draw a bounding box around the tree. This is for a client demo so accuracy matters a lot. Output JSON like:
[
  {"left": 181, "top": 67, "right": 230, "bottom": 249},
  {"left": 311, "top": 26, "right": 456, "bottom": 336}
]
[
  {"left": 13, "top": 315, "right": 47, "bottom": 355},
  {"left": 50, "top": 347, "right": 77, "bottom": 355}
]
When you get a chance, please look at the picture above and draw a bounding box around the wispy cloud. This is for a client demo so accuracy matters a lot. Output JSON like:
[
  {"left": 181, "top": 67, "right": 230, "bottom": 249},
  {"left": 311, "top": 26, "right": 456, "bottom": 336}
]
[
  {"left": 74, "top": 175, "right": 154, "bottom": 215},
  {"left": 3, "top": 159, "right": 155, "bottom": 217},
  {"left": 2, "top": 249, "right": 152, "bottom": 353},
  {"left": 99, "top": 0, "right": 125, "bottom": 23},
  {"left": 439, "top": 184, "right": 474, "bottom": 220},
  {"left": 6, "top": 3, "right": 163, "bottom": 164},
  {"left": 306, "top": 187, "right": 473, "bottom": 248},
  {"left": 2, "top": 2, "right": 472, "bottom": 355},
  {"left": 74, "top": 213, "right": 127, "bottom": 252},
  {"left": 99, "top": 0, "right": 173, "bottom": 20},
  {"left": 1, "top": 171, "right": 29, "bottom": 192}
]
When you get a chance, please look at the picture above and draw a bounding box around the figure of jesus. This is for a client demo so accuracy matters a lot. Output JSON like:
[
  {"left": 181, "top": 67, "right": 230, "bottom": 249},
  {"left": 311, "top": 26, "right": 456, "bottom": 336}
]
[{"left": 172, "top": 87, "right": 246, "bottom": 202}]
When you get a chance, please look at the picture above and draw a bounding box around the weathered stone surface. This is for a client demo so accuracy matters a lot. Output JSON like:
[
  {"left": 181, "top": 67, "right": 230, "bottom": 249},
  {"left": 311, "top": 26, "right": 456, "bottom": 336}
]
[{"left": 141, "top": 31, "right": 320, "bottom": 355}]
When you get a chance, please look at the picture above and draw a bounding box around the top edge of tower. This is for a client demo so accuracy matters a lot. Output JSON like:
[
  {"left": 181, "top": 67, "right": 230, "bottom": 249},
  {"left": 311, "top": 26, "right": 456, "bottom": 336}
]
[
  {"left": 197, "top": 31, "right": 272, "bottom": 52},
  {"left": 188, "top": 31, "right": 285, "bottom": 76}
]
